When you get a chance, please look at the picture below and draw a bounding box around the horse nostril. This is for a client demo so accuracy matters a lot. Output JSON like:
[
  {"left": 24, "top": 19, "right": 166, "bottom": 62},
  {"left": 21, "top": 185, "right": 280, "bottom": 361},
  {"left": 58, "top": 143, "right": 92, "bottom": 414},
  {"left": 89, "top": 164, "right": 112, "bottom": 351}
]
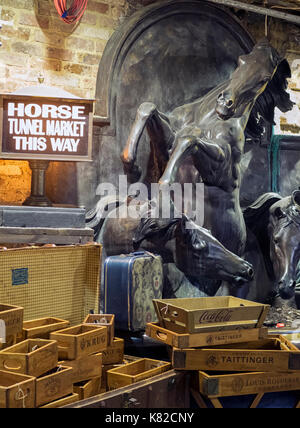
[{"left": 247, "top": 268, "right": 254, "bottom": 279}]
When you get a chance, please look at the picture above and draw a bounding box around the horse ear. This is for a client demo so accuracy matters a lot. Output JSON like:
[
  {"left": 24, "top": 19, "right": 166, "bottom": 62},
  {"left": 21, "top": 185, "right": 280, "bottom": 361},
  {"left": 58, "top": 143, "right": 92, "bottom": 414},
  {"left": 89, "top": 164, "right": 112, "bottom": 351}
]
[
  {"left": 274, "top": 206, "right": 286, "bottom": 220},
  {"left": 192, "top": 240, "right": 207, "bottom": 251},
  {"left": 292, "top": 190, "right": 300, "bottom": 210}
]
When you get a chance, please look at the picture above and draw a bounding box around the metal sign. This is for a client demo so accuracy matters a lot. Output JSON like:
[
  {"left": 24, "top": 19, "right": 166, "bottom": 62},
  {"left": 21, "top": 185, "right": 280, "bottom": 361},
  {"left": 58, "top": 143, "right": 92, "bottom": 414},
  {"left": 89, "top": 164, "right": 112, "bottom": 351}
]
[{"left": 0, "top": 94, "right": 94, "bottom": 161}]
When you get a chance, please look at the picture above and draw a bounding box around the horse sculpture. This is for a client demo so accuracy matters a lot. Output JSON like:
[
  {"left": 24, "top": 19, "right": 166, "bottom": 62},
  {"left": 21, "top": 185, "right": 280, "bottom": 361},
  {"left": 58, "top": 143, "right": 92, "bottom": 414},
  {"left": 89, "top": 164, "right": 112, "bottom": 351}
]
[
  {"left": 121, "top": 39, "right": 293, "bottom": 261},
  {"left": 91, "top": 196, "right": 254, "bottom": 297},
  {"left": 242, "top": 190, "right": 300, "bottom": 303}
]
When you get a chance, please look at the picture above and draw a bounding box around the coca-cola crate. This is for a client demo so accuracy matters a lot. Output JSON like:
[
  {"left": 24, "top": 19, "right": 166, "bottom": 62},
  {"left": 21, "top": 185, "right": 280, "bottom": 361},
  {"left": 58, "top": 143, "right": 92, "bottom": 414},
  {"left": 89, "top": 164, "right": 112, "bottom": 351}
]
[{"left": 153, "top": 297, "right": 269, "bottom": 334}]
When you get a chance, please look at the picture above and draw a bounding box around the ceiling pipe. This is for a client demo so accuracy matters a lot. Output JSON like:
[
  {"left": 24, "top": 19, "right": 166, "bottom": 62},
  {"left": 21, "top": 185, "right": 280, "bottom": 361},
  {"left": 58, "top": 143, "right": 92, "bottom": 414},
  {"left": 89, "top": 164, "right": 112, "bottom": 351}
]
[{"left": 205, "top": 0, "right": 300, "bottom": 25}]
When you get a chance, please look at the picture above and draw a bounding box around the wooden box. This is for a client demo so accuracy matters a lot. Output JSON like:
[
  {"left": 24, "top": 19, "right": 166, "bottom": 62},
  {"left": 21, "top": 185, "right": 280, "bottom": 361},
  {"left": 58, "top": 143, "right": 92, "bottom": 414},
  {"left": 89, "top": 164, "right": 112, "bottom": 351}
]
[
  {"left": 59, "top": 352, "right": 102, "bottom": 383},
  {"left": 0, "top": 304, "right": 23, "bottom": 337},
  {"left": 102, "top": 338, "right": 124, "bottom": 365},
  {"left": 172, "top": 335, "right": 300, "bottom": 372},
  {"left": 146, "top": 322, "right": 268, "bottom": 349},
  {"left": 0, "top": 370, "right": 35, "bottom": 408},
  {"left": 107, "top": 358, "right": 171, "bottom": 390},
  {"left": 22, "top": 317, "right": 70, "bottom": 340},
  {"left": 83, "top": 314, "right": 115, "bottom": 346},
  {"left": 198, "top": 370, "right": 300, "bottom": 398},
  {"left": 39, "top": 393, "right": 79, "bottom": 408},
  {"left": 50, "top": 324, "right": 107, "bottom": 360},
  {"left": 153, "top": 296, "right": 269, "bottom": 334},
  {"left": 36, "top": 365, "right": 73, "bottom": 407},
  {"left": 0, "top": 334, "right": 17, "bottom": 351},
  {"left": 0, "top": 339, "right": 58, "bottom": 377},
  {"left": 73, "top": 376, "right": 102, "bottom": 401}
]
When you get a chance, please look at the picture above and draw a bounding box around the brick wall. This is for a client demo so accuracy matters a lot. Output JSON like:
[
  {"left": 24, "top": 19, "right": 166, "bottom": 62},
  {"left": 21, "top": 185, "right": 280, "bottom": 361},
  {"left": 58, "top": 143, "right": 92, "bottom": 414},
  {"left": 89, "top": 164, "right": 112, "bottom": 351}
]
[{"left": 0, "top": 0, "right": 139, "bottom": 204}]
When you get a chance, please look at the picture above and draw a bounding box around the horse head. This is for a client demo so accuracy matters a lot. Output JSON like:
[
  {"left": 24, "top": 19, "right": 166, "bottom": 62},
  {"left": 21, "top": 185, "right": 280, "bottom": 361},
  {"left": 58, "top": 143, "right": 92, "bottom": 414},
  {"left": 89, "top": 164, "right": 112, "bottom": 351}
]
[
  {"left": 244, "top": 191, "right": 300, "bottom": 300},
  {"left": 175, "top": 215, "right": 254, "bottom": 287},
  {"left": 216, "top": 39, "right": 284, "bottom": 120},
  {"left": 133, "top": 212, "right": 254, "bottom": 288},
  {"left": 268, "top": 190, "right": 300, "bottom": 299}
]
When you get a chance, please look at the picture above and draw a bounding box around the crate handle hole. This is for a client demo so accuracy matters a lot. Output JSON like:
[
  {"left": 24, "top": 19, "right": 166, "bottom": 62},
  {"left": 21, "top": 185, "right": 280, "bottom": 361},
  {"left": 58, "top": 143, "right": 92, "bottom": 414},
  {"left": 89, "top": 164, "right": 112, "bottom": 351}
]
[
  {"left": 4, "top": 360, "right": 22, "bottom": 371},
  {"left": 156, "top": 332, "right": 167, "bottom": 341}
]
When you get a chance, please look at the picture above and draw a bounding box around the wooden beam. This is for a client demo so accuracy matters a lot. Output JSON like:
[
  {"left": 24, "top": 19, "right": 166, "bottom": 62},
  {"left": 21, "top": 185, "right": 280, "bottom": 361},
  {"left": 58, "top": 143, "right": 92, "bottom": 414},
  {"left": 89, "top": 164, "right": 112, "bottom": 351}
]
[{"left": 205, "top": 0, "right": 300, "bottom": 25}]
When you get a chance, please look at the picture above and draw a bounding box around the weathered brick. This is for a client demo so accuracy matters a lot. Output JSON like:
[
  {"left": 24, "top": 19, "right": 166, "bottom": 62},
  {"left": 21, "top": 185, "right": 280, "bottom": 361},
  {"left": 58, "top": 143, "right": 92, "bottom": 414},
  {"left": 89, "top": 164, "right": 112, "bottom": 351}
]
[
  {"left": 88, "top": 1, "right": 109, "bottom": 15},
  {"left": 0, "top": 52, "right": 28, "bottom": 67},
  {"left": 45, "top": 46, "right": 73, "bottom": 61},
  {"left": 81, "top": 53, "right": 101, "bottom": 66},
  {"left": 63, "top": 63, "right": 91, "bottom": 75},
  {"left": 1, "top": 25, "right": 31, "bottom": 41},
  {"left": 80, "top": 12, "right": 97, "bottom": 26},
  {"left": 65, "top": 37, "right": 95, "bottom": 52},
  {"left": 1, "top": 9, "right": 16, "bottom": 21},
  {"left": 0, "top": 0, "right": 34, "bottom": 9},
  {"left": 11, "top": 41, "right": 44, "bottom": 57},
  {"left": 34, "top": 29, "right": 65, "bottom": 47},
  {"left": 19, "top": 13, "right": 49, "bottom": 29},
  {"left": 80, "top": 25, "right": 111, "bottom": 40}
]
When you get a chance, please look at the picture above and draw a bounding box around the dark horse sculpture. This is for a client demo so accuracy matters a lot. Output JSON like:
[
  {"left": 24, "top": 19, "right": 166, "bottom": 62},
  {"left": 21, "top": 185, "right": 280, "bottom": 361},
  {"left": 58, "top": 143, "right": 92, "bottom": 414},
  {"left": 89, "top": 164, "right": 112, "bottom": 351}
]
[
  {"left": 121, "top": 39, "right": 293, "bottom": 262},
  {"left": 91, "top": 196, "right": 254, "bottom": 296},
  {"left": 242, "top": 190, "right": 300, "bottom": 303}
]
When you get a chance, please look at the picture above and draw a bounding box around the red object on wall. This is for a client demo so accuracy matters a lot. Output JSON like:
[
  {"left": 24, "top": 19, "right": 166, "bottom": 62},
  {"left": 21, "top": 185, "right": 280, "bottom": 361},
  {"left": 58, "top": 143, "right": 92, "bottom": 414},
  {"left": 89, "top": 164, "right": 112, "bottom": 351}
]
[{"left": 54, "top": 0, "right": 88, "bottom": 24}]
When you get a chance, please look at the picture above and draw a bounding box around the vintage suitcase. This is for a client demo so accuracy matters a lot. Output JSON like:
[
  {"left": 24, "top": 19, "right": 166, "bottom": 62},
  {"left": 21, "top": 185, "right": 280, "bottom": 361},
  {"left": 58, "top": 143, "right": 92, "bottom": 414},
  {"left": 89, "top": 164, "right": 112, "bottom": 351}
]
[
  {"left": 103, "top": 252, "right": 163, "bottom": 332},
  {"left": 0, "top": 244, "right": 101, "bottom": 325},
  {"left": 62, "top": 369, "right": 190, "bottom": 409}
]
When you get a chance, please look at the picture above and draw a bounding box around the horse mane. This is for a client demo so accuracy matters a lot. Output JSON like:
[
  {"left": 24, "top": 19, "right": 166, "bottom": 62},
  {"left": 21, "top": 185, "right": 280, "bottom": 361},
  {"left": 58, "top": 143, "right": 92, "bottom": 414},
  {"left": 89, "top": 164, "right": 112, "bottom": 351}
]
[
  {"left": 132, "top": 213, "right": 206, "bottom": 250},
  {"left": 132, "top": 215, "right": 179, "bottom": 249},
  {"left": 246, "top": 58, "right": 294, "bottom": 141},
  {"left": 243, "top": 192, "right": 282, "bottom": 278}
]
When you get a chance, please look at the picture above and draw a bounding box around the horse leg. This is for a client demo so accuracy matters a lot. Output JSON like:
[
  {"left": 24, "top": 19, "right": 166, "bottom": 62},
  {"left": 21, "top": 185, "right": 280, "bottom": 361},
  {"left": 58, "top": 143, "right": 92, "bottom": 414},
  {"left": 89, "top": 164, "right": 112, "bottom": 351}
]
[
  {"left": 121, "top": 102, "right": 175, "bottom": 182},
  {"left": 159, "top": 136, "right": 225, "bottom": 185}
]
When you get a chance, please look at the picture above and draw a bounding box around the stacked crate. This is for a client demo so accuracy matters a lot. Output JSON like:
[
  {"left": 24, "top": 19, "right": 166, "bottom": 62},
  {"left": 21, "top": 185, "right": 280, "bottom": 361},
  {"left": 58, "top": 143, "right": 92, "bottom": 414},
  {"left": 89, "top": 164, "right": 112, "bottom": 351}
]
[{"left": 146, "top": 296, "right": 300, "bottom": 408}]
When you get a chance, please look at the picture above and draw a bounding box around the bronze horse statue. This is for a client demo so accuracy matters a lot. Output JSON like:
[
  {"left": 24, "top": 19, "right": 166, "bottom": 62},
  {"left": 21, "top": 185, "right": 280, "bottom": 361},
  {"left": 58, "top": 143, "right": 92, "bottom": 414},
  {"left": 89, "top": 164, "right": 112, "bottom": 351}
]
[
  {"left": 89, "top": 196, "right": 254, "bottom": 296},
  {"left": 242, "top": 190, "right": 300, "bottom": 303},
  {"left": 121, "top": 39, "right": 293, "bottom": 260}
]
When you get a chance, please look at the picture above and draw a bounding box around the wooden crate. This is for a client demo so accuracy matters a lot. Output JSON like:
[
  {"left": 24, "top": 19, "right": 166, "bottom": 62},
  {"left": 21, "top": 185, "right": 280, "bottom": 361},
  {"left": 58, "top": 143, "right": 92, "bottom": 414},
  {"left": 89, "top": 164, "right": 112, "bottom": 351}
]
[
  {"left": 39, "top": 393, "right": 79, "bottom": 408},
  {"left": 146, "top": 322, "right": 268, "bottom": 349},
  {"left": 0, "top": 304, "right": 23, "bottom": 337},
  {"left": 0, "top": 339, "right": 58, "bottom": 377},
  {"left": 0, "top": 334, "right": 17, "bottom": 351},
  {"left": 50, "top": 324, "right": 107, "bottom": 360},
  {"left": 73, "top": 376, "right": 102, "bottom": 401},
  {"left": 153, "top": 296, "right": 269, "bottom": 334},
  {"left": 198, "top": 370, "right": 300, "bottom": 398},
  {"left": 36, "top": 365, "right": 73, "bottom": 407},
  {"left": 0, "top": 370, "right": 36, "bottom": 408},
  {"left": 102, "top": 338, "right": 124, "bottom": 365},
  {"left": 83, "top": 314, "right": 115, "bottom": 346},
  {"left": 172, "top": 335, "right": 300, "bottom": 372},
  {"left": 22, "top": 317, "right": 70, "bottom": 340},
  {"left": 107, "top": 358, "right": 171, "bottom": 390},
  {"left": 59, "top": 352, "right": 102, "bottom": 383}
]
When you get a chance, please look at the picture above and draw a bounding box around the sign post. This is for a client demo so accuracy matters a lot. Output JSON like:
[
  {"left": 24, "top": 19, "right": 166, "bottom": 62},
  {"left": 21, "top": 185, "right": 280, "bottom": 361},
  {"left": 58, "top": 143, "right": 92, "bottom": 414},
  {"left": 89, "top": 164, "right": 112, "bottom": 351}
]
[{"left": 0, "top": 90, "right": 94, "bottom": 206}]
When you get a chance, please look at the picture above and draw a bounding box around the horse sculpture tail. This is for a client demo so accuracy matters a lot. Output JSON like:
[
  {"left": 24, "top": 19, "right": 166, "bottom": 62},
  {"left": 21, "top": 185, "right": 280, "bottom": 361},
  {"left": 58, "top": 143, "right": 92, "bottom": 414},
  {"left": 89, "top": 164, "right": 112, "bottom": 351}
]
[{"left": 86, "top": 195, "right": 122, "bottom": 241}]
